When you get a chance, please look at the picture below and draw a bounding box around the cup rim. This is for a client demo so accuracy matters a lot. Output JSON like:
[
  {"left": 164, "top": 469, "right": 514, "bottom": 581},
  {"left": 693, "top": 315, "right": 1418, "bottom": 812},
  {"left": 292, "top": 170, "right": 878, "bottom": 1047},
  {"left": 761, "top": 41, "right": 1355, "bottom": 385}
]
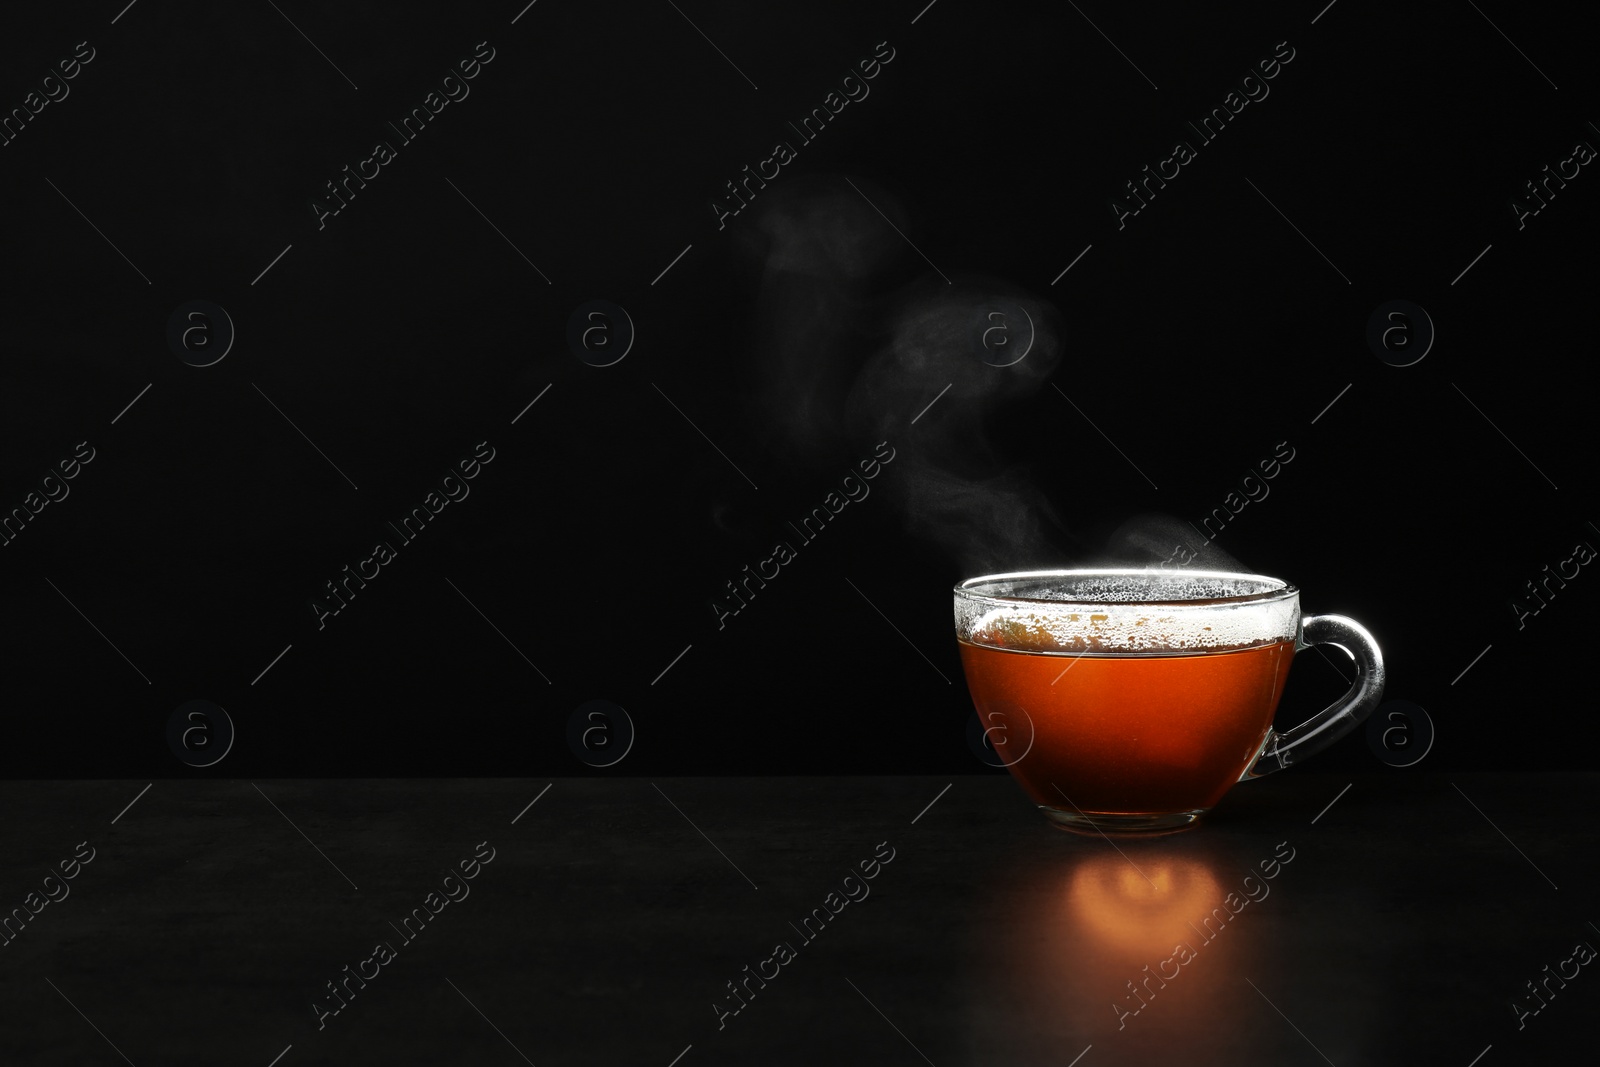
[{"left": 953, "top": 568, "right": 1299, "bottom": 608}]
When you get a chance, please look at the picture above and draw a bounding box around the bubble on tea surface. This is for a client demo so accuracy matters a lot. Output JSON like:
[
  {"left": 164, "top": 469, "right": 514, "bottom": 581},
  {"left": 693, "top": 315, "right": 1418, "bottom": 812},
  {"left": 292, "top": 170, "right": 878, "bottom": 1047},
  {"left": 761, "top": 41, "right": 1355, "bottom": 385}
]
[{"left": 959, "top": 572, "right": 1297, "bottom": 654}]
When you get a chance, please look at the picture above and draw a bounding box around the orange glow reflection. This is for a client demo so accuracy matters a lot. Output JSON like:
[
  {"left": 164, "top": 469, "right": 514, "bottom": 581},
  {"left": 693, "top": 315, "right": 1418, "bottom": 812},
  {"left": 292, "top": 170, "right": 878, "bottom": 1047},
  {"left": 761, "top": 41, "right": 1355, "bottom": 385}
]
[
  {"left": 1067, "top": 854, "right": 1222, "bottom": 955},
  {"left": 963, "top": 845, "right": 1253, "bottom": 1061}
]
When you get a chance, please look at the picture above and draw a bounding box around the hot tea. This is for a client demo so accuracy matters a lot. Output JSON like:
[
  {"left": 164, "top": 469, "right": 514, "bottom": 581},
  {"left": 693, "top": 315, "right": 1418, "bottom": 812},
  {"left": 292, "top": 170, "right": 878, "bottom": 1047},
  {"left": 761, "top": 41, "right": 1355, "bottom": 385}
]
[
  {"left": 953, "top": 570, "right": 1384, "bottom": 833},
  {"left": 959, "top": 636, "right": 1295, "bottom": 816}
]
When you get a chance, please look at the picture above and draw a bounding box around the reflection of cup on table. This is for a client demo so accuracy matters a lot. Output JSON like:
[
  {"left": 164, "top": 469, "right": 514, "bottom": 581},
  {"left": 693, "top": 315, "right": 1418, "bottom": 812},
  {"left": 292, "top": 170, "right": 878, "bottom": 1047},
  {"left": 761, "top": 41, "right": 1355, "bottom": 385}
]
[
  {"left": 960, "top": 848, "right": 1242, "bottom": 1060},
  {"left": 1066, "top": 854, "right": 1222, "bottom": 952},
  {"left": 954, "top": 570, "right": 1384, "bottom": 833}
]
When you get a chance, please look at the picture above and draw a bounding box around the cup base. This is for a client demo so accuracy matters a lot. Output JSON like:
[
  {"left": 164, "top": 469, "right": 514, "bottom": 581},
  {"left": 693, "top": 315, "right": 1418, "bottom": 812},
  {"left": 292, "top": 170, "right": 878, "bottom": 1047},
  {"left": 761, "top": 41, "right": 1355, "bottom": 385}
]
[{"left": 1038, "top": 806, "right": 1207, "bottom": 835}]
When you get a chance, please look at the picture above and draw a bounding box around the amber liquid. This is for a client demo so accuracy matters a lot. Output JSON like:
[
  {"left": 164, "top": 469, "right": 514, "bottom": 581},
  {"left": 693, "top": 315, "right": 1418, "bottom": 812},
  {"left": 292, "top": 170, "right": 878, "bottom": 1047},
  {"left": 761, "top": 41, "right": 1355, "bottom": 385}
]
[{"left": 959, "top": 638, "right": 1296, "bottom": 815}]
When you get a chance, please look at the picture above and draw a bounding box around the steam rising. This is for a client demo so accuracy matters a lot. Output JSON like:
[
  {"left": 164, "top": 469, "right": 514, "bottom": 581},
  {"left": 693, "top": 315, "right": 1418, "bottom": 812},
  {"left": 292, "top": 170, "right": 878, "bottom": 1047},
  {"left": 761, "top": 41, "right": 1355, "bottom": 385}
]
[
  {"left": 737, "top": 176, "right": 1252, "bottom": 580},
  {"left": 1101, "top": 512, "right": 1248, "bottom": 573},
  {"left": 738, "top": 174, "right": 1072, "bottom": 575},
  {"left": 844, "top": 287, "right": 1069, "bottom": 574},
  {"left": 736, "top": 176, "right": 903, "bottom": 458}
]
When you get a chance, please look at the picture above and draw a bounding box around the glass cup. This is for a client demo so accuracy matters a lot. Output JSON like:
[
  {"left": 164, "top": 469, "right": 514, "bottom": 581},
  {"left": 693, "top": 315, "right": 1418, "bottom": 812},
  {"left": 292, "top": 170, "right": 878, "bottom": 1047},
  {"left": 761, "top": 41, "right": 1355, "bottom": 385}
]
[{"left": 954, "top": 569, "right": 1384, "bottom": 833}]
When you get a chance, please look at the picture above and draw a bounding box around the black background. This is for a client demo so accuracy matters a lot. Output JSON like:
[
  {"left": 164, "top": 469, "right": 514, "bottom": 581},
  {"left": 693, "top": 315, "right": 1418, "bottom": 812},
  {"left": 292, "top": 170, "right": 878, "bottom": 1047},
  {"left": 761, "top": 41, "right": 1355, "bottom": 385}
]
[{"left": 2, "top": 0, "right": 1594, "bottom": 777}]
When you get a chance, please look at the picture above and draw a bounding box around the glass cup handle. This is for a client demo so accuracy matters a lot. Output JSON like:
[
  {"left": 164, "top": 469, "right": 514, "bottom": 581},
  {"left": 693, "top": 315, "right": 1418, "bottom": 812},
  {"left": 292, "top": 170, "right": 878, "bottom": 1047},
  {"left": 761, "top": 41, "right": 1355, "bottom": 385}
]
[{"left": 1241, "top": 614, "right": 1386, "bottom": 779}]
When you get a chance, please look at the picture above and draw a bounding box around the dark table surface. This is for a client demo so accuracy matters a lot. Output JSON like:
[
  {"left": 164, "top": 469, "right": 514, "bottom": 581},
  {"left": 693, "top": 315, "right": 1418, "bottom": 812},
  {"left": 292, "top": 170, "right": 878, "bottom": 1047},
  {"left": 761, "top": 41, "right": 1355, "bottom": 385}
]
[{"left": 1, "top": 772, "right": 1594, "bottom": 1065}]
